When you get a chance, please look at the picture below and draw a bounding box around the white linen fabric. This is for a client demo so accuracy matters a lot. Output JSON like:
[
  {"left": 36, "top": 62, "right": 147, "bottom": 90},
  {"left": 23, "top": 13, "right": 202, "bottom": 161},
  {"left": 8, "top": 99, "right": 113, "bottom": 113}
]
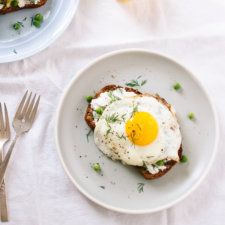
[{"left": 0, "top": 0, "right": 225, "bottom": 224}]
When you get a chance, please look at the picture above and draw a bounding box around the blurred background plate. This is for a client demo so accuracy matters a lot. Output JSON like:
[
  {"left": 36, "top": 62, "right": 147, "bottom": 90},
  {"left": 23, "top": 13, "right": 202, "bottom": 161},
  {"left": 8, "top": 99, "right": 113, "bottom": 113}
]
[{"left": 0, "top": 0, "right": 79, "bottom": 63}]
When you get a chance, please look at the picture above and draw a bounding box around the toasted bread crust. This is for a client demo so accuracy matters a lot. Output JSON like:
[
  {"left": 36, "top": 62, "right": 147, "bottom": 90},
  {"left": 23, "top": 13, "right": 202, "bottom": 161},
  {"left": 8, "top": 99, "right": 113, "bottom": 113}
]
[
  {"left": 0, "top": 0, "right": 47, "bottom": 14},
  {"left": 84, "top": 85, "right": 183, "bottom": 180},
  {"left": 84, "top": 85, "right": 141, "bottom": 130},
  {"left": 140, "top": 145, "right": 182, "bottom": 179}
]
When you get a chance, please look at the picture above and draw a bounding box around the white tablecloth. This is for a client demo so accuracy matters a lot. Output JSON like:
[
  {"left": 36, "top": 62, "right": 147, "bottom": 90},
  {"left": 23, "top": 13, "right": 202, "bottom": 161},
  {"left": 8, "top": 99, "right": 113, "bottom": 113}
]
[{"left": 0, "top": 0, "right": 225, "bottom": 224}]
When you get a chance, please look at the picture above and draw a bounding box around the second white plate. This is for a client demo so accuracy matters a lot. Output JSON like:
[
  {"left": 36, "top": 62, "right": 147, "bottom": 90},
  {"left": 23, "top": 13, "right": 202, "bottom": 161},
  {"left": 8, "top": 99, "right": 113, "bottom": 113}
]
[{"left": 0, "top": 0, "right": 79, "bottom": 63}]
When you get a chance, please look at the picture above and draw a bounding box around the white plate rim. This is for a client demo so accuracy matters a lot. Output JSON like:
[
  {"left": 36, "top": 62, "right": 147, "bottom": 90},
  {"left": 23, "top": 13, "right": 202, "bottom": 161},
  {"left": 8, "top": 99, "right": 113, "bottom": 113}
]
[
  {"left": 55, "top": 48, "right": 219, "bottom": 214},
  {"left": 0, "top": 0, "right": 80, "bottom": 63}
]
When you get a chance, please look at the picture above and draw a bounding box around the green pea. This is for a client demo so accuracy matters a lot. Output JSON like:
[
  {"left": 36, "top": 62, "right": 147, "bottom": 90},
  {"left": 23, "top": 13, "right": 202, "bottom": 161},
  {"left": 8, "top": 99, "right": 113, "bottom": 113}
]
[
  {"left": 34, "top": 13, "right": 43, "bottom": 21},
  {"left": 13, "top": 23, "right": 20, "bottom": 30},
  {"left": 93, "top": 163, "right": 101, "bottom": 171},
  {"left": 156, "top": 160, "right": 164, "bottom": 166},
  {"left": 11, "top": 0, "right": 18, "bottom": 6},
  {"left": 173, "top": 82, "right": 181, "bottom": 90},
  {"left": 33, "top": 20, "right": 40, "bottom": 27},
  {"left": 181, "top": 155, "right": 188, "bottom": 163},
  {"left": 86, "top": 95, "right": 93, "bottom": 102},
  {"left": 96, "top": 108, "right": 103, "bottom": 115},
  {"left": 188, "top": 113, "right": 194, "bottom": 120}
]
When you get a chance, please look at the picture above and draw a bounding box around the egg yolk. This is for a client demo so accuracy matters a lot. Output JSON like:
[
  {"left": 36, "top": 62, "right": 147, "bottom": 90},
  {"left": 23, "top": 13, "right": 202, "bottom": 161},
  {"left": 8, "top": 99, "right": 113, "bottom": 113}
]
[{"left": 125, "top": 112, "right": 158, "bottom": 146}]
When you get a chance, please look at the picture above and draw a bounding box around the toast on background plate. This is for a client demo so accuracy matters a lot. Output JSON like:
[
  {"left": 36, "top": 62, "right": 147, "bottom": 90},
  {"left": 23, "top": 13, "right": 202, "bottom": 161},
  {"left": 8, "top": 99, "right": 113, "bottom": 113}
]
[{"left": 0, "top": 0, "right": 47, "bottom": 14}]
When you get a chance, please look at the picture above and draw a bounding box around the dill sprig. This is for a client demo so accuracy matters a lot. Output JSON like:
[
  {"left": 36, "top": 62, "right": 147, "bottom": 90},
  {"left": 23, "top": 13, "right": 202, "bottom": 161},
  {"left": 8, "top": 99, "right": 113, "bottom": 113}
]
[
  {"left": 108, "top": 90, "right": 121, "bottom": 104},
  {"left": 105, "top": 113, "right": 120, "bottom": 135},
  {"left": 128, "top": 130, "right": 136, "bottom": 147},
  {"left": 116, "top": 133, "right": 126, "bottom": 140},
  {"left": 106, "top": 126, "right": 111, "bottom": 135},
  {"left": 86, "top": 129, "right": 92, "bottom": 142},
  {"left": 126, "top": 76, "right": 147, "bottom": 87},
  {"left": 142, "top": 161, "right": 147, "bottom": 169},
  {"left": 131, "top": 102, "right": 139, "bottom": 117},
  {"left": 105, "top": 113, "right": 120, "bottom": 123},
  {"left": 17, "top": 21, "right": 24, "bottom": 27},
  {"left": 93, "top": 114, "right": 100, "bottom": 122},
  {"left": 121, "top": 113, "right": 126, "bottom": 122},
  {"left": 137, "top": 183, "right": 144, "bottom": 193}
]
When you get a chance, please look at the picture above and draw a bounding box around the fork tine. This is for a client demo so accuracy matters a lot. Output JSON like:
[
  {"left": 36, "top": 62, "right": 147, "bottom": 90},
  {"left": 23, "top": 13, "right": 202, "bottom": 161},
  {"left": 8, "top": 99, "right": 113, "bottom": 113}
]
[
  {"left": 0, "top": 103, "right": 4, "bottom": 131},
  {"left": 4, "top": 103, "right": 10, "bottom": 135},
  {"left": 29, "top": 96, "right": 40, "bottom": 125},
  {"left": 14, "top": 90, "right": 28, "bottom": 119},
  {"left": 25, "top": 94, "right": 36, "bottom": 120},
  {"left": 21, "top": 92, "right": 32, "bottom": 118}
]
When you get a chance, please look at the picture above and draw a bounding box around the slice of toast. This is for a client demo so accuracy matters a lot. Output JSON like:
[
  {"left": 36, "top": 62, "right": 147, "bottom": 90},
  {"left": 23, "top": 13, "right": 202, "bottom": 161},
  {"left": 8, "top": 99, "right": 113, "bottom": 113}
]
[
  {"left": 0, "top": 0, "right": 47, "bottom": 14},
  {"left": 84, "top": 85, "right": 182, "bottom": 179}
]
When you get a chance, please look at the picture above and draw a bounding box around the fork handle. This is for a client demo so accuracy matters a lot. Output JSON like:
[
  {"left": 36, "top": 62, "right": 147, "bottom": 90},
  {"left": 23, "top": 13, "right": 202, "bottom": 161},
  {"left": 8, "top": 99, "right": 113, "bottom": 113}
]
[
  {"left": 0, "top": 135, "right": 19, "bottom": 186},
  {"left": 0, "top": 147, "right": 8, "bottom": 222}
]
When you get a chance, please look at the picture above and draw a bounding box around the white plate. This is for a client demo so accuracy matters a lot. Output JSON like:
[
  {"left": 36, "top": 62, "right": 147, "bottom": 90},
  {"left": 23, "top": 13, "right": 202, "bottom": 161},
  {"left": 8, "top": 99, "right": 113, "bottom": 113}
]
[
  {"left": 0, "top": 0, "right": 79, "bottom": 63},
  {"left": 55, "top": 49, "right": 219, "bottom": 214}
]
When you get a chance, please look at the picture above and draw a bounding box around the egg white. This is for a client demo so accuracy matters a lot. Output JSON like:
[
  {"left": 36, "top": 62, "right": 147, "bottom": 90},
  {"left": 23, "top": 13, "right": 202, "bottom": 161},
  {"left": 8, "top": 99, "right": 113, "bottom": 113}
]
[{"left": 94, "top": 95, "right": 182, "bottom": 168}]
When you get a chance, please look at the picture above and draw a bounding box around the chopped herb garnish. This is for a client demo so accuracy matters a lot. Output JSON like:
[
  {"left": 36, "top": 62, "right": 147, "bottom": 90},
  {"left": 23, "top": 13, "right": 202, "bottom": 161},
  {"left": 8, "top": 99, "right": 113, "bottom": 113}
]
[
  {"left": 116, "top": 133, "right": 126, "bottom": 140},
  {"left": 108, "top": 90, "right": 121, "bottom": 103},
  {"left": 131, "top": 103, "right": 139, "bottom": 117},
  {"left": 93, "top": 163, "right": 101, "bottom": 171},
  {"left": 137, "top": 183, "right": 144, "bottom": 193},
  {"left": 121, "top": 113, "right": 126, "bottom": 122},
  {"left": 105, "top": 113, "right": 120, "bottom": 123},
  {"left": 137, "top": 124, "right": 142, "bottom": 130},
  {"left": 126, "top": 80, "right": 139, "bottom": 87},
  {"left": 86, "top": 129, "right": 92, "bottom": 142},
  {"left": 119, "top": 88, "right": 123, "bottom": 94},
  {"left": 93, "top": 114, "right": 100, "bottom": 122},
  {"left": 105, "top": 113, "right": 121, "bottom": 135},
  {"left": 100, "top": 186, "right": 105, "bottom": 189},
  {"left": 106, "top": 127, "right": 111, "bottom": 135},
  {"left": 146, "top": 156, "right": 153, "bottom": 159},
  {"left": 23, "top": 17, "right": 27, "bottom": 21},
  {"left": 141, "top": 80, "right": 147, "bottom": 86},
  {"left": 17, "top": 21, "right": 24, "bottom": 27},
  {"left": 126, "top": 76, "right": 147, "bottom": 87},
  {"left": 188, "top": 113, "right": 194, "bottom": 120},
  {"left": 142, "top": 161, "right": 147, "bottom": 169},
  {"left": 13, "top": 49, "right": 17, "bottom": 54},
  {"left": 31, "top": 17, "right": 34, "bottom": 26},
  {"left": 128, "top": 130, "right": 136, "bottom": 147}
]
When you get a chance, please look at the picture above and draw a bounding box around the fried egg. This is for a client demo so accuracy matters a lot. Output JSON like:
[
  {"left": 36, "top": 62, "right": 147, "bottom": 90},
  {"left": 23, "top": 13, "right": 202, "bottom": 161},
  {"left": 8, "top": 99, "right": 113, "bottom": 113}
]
[{"left": 94, "top": 95, "right": 182, "bottom": 171}]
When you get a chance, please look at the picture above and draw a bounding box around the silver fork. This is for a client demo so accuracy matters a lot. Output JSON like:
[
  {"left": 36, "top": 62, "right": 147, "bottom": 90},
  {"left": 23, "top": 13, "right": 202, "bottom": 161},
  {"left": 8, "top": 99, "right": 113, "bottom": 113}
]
[
  {"left": 0, "top": 91, "right": 40, "bottom": 187},
  {"left": 0, "top": 103, "right": 10, "bottom": 222}
]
